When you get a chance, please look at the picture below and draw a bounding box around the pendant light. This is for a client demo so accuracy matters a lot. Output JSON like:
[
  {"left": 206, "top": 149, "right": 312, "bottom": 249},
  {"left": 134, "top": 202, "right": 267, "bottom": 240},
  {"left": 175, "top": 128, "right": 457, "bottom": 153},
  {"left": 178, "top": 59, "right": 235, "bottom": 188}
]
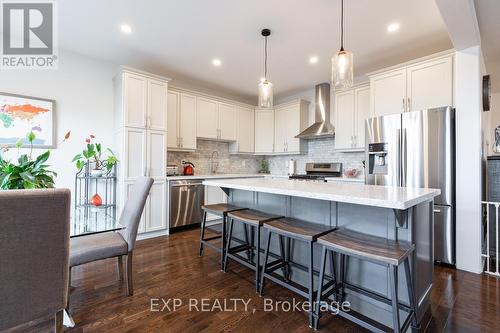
[
  {"left": 331, "top": 0, "right": 353, "bottom": 89},
  {"left": 258, "top": 28, "right": 273, "bottom": 108}
]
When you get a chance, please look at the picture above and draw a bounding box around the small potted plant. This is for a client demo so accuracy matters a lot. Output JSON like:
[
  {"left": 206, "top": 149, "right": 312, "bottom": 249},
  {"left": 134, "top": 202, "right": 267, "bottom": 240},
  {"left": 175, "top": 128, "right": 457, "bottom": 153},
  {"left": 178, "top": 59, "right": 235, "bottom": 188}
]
[
  {"left": 72, "top": 135, "right": 118, "bottom": 176},
  {"left": 0, "top": 130, "right": 70, "bottom": 189}
]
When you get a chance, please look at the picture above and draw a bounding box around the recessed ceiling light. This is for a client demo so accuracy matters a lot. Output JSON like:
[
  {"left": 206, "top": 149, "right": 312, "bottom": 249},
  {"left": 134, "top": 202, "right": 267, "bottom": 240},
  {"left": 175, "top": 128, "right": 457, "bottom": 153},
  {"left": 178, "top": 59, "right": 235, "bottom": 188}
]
[
  {"left": 212, "top": 58, "right": 222, "bottom": 67},
  {"left": 309, "top": 56, "right": 319, "bottom": 64},
  {"left": 387, "top": 23, "right": 400, "bottom": 33},
  {"left": 120, "top": 24, "right": 132, "bottom": 34}
]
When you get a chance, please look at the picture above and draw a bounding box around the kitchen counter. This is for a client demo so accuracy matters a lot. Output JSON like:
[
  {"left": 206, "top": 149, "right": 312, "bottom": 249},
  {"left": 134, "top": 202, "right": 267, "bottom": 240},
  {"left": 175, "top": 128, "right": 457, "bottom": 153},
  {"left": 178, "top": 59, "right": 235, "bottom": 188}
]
[
  {"left": 166, "top": 173, "right": 266, "bottom": 181},
  {"left": 205, "top": 177, "right": 438, "bottom": 328},
  {"left": 203, "top": 177, "right": 440, "bottom": 210}
]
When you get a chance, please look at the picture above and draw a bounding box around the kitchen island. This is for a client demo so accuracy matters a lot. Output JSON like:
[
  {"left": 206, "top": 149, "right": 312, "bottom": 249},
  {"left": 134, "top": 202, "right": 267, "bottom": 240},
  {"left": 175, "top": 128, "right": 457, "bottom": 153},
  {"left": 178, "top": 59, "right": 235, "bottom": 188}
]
[{"left": 203, "top": 178, "right": 440, "bottom": 330}]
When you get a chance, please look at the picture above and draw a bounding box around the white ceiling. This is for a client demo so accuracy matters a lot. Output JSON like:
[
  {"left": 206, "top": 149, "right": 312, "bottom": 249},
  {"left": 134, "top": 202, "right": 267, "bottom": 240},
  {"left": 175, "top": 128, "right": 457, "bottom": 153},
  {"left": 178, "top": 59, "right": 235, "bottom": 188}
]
[{"left": 59, "top": 0, "right": 452, "bottom": 102}]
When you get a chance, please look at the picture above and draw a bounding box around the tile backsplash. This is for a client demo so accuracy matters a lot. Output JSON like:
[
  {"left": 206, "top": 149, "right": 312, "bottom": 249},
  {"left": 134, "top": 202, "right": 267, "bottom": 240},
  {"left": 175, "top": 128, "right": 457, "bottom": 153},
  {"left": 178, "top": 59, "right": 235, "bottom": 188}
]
[
  {"left": 167, "top": 138, "right": 365, "bottom": 176},
  {"left": 266, "top": 137, "right": 365, "bottom": 175},
  {"left": 167, "top": 139, "right": 261, "bottom": 174}
]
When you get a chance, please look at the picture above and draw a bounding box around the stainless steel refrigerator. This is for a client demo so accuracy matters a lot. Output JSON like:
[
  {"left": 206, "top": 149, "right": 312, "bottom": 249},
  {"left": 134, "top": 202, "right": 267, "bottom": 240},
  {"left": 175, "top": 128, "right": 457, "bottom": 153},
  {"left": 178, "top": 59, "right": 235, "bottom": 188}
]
[{"left": 365, "top": 107, "right": 455, "bottom": 265}]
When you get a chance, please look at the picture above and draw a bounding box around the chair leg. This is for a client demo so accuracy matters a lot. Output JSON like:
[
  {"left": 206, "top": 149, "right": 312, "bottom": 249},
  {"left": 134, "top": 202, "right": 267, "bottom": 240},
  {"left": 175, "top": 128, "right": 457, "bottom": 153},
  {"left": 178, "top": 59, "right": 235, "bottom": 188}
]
[
  {"left": 338, "top": 254, "right": 346, "bottom": 302},
  {"left": 259, "top": 230, "right": 272, "bottom": 296},
  {"left": 404, "top": 258, "right": 418, "bottom": 329},
  {"left": 117, "top": 256, "right": 124, "bottom": 281},
  {"left": 199, "top": 211, "right": 207, "bottom": 256},
  {"left": 307, "top": 241, "right": 315, "bottom": 328},
  {"left": 243, "top": 224, "right": 251, "bottom": 261},
  {"left": 220, "top": 214, "right": 226, "bottom": 270},
  {"left": 314, "top": 246, "right": 328, "bottom": 330},
  {"left": 279, "top": 235, "right": 288, "bottom": 280},
  {"left": 223, "top": 219, "right": 234, "bottom": 272},
  {"left": 126, "top": 252, "right": 134, "bottom": 296},
  {"left": 66, "top": 267, "right": 71, "bottom": 311},
  {"left": 389, "top": 265, "right": 400, "bottom": 333},
  {"left": 54, "top": 309, "right": 63, "bottom": 333},
  {"left": 255, "top": 225, "right": 261, "bottom": 293}
]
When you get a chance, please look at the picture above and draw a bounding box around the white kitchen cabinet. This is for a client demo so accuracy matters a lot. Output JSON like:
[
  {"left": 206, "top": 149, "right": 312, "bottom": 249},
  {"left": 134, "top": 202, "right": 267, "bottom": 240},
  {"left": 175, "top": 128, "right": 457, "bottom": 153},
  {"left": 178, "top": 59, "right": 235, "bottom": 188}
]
[
  {"left": 167, "top": 91, "right": 179, "bottom": 149},
  {"left": 273, "top": 100, "right": 309, "bottom": 154},
  {"left": 167, "top": 90, "right": 197, "bottom": 150},
  {"left": 369, "top": 52, "right": 454, "bottom": 117},
  {"left": 229, "top": 106, "right": 255, "bottom": 154},
  {"left": 334, "top": 85, "right": 370, "bottom": 151},
  {"left": 370, "top": 69, "right": 407, "bottom": 117},
  {"left": 334, "top": 90, "right": 355, "bottom": 150},
  {"left": 123, "top": 73, "right": 148, "bottom": 128},
  {"left": 354, "top": 86, "right": 370, "bottom": 149},
  {"left": 197, "top": 98, "right": 237, "bottom": 141},
  {"left": 255, "top": 108, "right": 275, "bottom": 154},
  {"left": 179, "top": 93, "right": 197, "bottom": 150},
  {"left": 147, "top": 79, "right": 168, "bottom": 131},
  {"left": 218, "top": 103, "right": 237, "bottom": 141},
  {"left": 123, "top": 127, "right": 147, "bottom": 180},
  {"left": 406, "top": 56, "right": 453, "bottom": 111},
  {"left": 145, "top": 181, "right": 167, "bottom": 231},
  {"left": 114, "top": 68, "right": 170, "bottom": 235},
  {"left": 147, "top": 130, "right": 167, "bottom": 178},
  {"left": 204, "top": 185, "right": 227, "bottom": 221},
  {"left": 197, "top": 98, "right": 219, "bottom": 139}
]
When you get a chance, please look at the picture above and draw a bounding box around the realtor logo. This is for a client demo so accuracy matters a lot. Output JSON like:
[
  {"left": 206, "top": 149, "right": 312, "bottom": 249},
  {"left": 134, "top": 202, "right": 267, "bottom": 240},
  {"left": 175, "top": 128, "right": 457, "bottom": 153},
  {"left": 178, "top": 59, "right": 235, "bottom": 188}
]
[{"left": 1, "top": 1, "right": 58, "bottom": 69}]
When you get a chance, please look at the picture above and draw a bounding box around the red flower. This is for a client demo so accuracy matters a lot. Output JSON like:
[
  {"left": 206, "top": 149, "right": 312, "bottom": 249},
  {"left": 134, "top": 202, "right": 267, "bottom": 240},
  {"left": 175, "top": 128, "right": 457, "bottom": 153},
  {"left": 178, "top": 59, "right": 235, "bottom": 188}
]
[
  {"left": 85, "top": 139, "right": 90, "bottom": 143},
  {"left": 90, "top": 134, "right": 95, "bottom": 139}
]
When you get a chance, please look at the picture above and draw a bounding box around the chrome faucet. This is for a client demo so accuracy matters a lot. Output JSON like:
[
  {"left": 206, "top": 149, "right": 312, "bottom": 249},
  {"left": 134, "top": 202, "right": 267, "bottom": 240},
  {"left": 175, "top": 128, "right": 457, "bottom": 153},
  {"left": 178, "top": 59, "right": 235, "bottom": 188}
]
[{"left": 209, "top": 151, "right": 219, "bottom": 174}]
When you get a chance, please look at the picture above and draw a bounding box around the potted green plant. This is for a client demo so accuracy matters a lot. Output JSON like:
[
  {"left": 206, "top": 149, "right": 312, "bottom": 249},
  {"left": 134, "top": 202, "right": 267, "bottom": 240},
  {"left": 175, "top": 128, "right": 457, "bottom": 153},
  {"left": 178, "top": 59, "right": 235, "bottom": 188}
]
[
  {"left": 0, "top": 131, "right": 68, "bottom": 189},
  {"left": 72, "top": 135, "right": 118, "bottom": 176}
]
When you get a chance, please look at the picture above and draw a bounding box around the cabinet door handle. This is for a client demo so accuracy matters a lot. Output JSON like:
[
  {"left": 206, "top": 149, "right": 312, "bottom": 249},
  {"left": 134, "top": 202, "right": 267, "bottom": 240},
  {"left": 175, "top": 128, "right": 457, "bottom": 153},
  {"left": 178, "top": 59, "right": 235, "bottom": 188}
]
[
  {"left": 402, "top": 98, "right": 405, "bottom": 112},
  {"left": 407, "top": 97, "right": 411, "bottom": 112}
]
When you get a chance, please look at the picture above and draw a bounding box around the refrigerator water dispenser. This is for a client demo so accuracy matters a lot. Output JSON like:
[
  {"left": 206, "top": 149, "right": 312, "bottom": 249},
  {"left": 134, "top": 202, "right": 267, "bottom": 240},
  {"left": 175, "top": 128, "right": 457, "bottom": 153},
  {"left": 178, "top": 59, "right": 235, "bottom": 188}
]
[{"left": 368, "top": 143, "right": 388, "bottom": 175}]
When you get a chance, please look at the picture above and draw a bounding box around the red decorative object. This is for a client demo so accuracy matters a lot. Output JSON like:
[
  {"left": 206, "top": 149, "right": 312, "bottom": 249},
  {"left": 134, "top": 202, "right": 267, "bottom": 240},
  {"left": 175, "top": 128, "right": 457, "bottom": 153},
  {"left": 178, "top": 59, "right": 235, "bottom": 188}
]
[{"left": 90, "top": 193, "right": 102, "bottom": 206}]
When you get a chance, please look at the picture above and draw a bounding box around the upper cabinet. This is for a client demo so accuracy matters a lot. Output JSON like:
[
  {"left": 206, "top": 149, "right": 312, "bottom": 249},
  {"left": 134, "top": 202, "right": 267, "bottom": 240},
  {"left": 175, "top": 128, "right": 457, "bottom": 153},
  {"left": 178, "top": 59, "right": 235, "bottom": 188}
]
[
  {"left": 197, "top": 98, "right": 219, "bottom": 139},
  {"left": 406, "top": 56, "right": 453, "bottom": 111},
  {"left": 197, "top": 98, "right": 237, "bottom": 141},
  {"left": 369, "top": 53, "right": 454, "bottom": 117},
  {"left": 118, "top": 71, "right": 168, "bottom": 131},
  {"left": 218, "top": 103, "right": 237, "bottom": 141},
  {"left": 273, "top": 100, "right": 309, "bottom": 154},
  {"left": 167, "top": 89, "right": 197, "bottom": 151},
  {"left": 334, "top": 84, "right": 370, "bottom": 151},
  {"left": 255, "top": 108, "right": 275, "bottom": 154},
  {"left": 370, "top": 69, "right": 407, "bottom": 117},
  {"left": 229, "top": 106, "right": 255, "bottom": 154}
]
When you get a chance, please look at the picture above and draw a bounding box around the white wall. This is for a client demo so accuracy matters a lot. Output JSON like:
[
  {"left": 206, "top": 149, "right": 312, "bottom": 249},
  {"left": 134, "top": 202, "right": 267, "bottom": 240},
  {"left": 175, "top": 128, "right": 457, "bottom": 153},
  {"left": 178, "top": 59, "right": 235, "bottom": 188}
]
[
  {"left": 484, "top": 93, "right": 500, "bottom": 154},
  {"left": 0, "top": 50, "right": 119, "bottom": 194},
  {"left": 455, "top": 46, "right": 483, "bottom": 273}
]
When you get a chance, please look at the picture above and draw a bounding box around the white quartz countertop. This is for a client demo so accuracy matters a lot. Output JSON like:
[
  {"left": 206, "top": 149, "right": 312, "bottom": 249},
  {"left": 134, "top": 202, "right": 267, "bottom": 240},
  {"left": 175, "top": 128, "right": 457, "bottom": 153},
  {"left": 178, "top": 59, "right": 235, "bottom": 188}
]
[
  {"left": 202, "top": 178, "right": 440, "bottom": 210},
  {"left": 166, "top": 173, "right": 267, "bottom": 181}
]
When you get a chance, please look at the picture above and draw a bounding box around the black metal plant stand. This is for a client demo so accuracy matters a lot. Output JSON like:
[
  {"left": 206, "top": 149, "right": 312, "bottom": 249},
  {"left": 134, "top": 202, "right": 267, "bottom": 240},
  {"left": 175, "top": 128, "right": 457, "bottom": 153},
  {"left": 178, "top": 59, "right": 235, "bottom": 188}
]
[{"left": 74, "top": 162, "right": 117, "bottom": 232}]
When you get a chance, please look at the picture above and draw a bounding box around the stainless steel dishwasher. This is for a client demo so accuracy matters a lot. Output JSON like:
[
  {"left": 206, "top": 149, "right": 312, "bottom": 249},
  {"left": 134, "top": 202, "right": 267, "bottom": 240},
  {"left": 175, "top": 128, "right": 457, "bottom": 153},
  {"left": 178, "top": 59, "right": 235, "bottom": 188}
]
[{"left": 169, "top": 179, "right": 204, "bottom": 228}]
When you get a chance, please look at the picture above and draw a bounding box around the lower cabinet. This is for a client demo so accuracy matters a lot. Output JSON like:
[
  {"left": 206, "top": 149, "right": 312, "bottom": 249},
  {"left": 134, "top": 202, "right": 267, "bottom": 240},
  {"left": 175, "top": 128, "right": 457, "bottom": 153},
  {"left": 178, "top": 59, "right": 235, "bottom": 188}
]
[
  {"left": 122, "top": 180, "right": 166, "bottom": 233},
  {"left": 204, "top": 185, "right": 227, "bottom": 221}
]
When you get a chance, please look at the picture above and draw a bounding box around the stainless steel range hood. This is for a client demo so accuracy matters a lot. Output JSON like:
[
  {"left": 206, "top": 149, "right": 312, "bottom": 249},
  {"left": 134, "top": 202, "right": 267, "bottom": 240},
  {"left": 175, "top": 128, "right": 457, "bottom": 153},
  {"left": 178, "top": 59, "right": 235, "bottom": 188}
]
[{"left": 295, "top": 83, "right": 335, "bottom": 139}]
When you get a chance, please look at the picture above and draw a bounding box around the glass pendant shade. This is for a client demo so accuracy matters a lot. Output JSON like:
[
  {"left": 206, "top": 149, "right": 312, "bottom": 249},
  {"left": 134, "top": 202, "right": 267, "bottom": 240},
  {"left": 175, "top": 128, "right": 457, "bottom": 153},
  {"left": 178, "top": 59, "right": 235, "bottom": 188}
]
[
  {"left": 258, "top": 79, "right": 273, "bottom": 108},
  {"left": 331, "top": 49, "right": 353, "bottom": 89}
]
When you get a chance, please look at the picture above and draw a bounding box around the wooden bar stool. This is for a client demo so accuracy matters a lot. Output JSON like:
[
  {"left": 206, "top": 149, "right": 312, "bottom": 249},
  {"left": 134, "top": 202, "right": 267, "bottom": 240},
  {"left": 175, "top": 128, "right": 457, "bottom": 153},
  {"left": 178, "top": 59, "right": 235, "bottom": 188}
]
[
  {"left": 199, "top": 203, "right": 247, "bottom": 270},
  {"left": 259, "top": 217, "right": 335, "bottom": 327},
  {"left": 224, "top": 209, "right": 283, "bottom": 292},
  {"left": 314, "top": 229, "right": 418, "bottom": 332}
]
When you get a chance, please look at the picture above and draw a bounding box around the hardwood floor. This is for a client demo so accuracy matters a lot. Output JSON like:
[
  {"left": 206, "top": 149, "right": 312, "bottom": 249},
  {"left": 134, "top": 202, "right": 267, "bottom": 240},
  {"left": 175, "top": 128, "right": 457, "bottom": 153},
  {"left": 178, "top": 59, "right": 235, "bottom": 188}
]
[{"left": 5, "top": 229, "right": 500, "bottom": 333}]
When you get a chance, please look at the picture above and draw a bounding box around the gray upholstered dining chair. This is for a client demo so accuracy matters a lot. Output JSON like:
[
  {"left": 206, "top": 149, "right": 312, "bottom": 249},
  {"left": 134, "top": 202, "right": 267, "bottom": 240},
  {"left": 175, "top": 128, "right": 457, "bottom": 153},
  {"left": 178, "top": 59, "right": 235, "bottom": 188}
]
[
  {"left": 69, "top": 177, "right": 153, "bottom": 301},
  {"left": 0, "top": 189, "right": 71, "bottom": 333}
]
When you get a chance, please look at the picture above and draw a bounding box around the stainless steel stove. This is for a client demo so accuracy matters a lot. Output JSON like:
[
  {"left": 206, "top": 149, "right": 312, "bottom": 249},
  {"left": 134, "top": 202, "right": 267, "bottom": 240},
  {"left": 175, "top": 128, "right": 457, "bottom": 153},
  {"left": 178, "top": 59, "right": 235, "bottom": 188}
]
[{"left": 289, "top": 162, "right": 342, "bottom": 182}]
